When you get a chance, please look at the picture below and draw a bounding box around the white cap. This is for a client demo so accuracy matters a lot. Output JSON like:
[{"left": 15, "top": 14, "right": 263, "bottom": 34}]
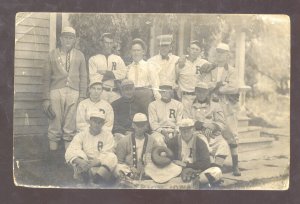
[
  {"left": 90, "top": 112, "right": 105, "bottom": 120},
  {"left": 61, "top": 27, "right": 76, "bottom": 35},
  {"left": 157, "top": 35, "right": 173, "bottom": 46},
  {"left": 195, "top": 82, "right": 210, "bottom": 90},
  {"left": 216, "top": 43, "right": 230, "bottom": 52},
  {"left": 132, "top": 113, "right": 148, "bottom": 122},
  {"left": 89, "top": 75, "right": 102, "bottom": 87},
  {"left": 177, "top": 119, "right": 194, "bottom": 128}
]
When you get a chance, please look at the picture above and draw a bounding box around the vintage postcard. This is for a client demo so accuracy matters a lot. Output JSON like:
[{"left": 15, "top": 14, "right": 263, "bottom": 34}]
[{"left": 13, "top": 13, "right": 290, "bottom": 190}]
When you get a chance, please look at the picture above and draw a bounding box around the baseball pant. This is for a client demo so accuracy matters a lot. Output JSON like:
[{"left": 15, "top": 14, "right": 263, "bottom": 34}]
[
  {"left": 48, "top": 87, "right": 79, "bottom": 142},
  {"left": 220, "top": 102, "right": 239, "bottom": 146},
  {"left": 181, "top": 94, "right": 196, "bottom": 117}
]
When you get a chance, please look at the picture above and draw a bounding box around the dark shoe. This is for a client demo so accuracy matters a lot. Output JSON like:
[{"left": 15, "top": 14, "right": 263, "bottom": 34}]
[{"left": 233, "top": 166, "right": 241, "bottom": 176}]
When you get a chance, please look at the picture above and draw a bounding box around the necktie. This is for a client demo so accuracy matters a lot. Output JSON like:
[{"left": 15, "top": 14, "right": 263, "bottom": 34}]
[
  {"left": 134, "top": 62, "right": 139, "bottom": 86},
  {"left": 66, "top": 51, "right": 71, "bottom": 72}
]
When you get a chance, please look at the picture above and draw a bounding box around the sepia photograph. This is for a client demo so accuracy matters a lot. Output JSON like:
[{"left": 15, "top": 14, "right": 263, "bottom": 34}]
[{"left": 13, "top": 13, "right": 290, "bottom": 190}]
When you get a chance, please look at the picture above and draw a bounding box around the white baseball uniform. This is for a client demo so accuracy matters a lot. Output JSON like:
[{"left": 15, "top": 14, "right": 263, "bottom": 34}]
[
  {"left": 89, "top": 54, "right": 127, "bottom": 103},
  {"left": 76, "top": 98, "right": 114, "bottom": 132},
  {"left": 65, "top": 128, "right": 117, "bottom": 172}
]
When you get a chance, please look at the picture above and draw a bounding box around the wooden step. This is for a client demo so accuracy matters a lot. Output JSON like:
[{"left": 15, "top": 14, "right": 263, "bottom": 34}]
[
  {"left": 238, "top": 137, "right": 274, "bottom": 153},
  {"left": 238, "top": 126, "right": 262, "bottom": 138},
  {"left": 238, "top": 116, "right": 250, "bottom": 128}
]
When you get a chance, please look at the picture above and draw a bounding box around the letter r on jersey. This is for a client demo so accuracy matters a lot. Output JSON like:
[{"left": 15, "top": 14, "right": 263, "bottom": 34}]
[
  {"left": 196, "top": 66, "right": 202, "bottom": 74},
  {"left": 169, "top": 109, "right": 176, "bottom": 118}
]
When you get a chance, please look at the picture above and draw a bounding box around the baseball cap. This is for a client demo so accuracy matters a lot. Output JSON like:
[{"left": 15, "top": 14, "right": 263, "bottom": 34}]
[
  {"left": 89, "top": 75, "right": 102, "bottom": 87},
  {"left": 216, "top": 43, "right": 230, "bottom": 52},
  {"left": 100, "top": 32, "right": 113, "bottom": 41},
  {"left": 120, "top": 79, "right": 134, "bottom": 87},
  {"left": 61, "top": 27, "right": 76, "bottom": 36},
  {"left": 177, "top": 119, "right": 194, "bottom": 128},
  {"left": 195, "top": 82, "right": 210, "bottom": 90},
  {"left": 132, "top": 38, "right": 147, "bottom": 50},
  {"left": 132, "top": 113, "right": 148, "bottom": 123},
  {"left": 90, "top": 111, "right": 105, "bottom": 120},
  {"left": 190, "top": 40, "right": 201, "bottom": 48},
  {"left": 157, "top": 35, "right": 173, "bottom": 46}
]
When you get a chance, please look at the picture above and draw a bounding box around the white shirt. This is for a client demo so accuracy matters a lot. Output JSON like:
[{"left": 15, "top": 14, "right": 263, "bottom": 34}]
[
  {"left": 76, "top": 98, "right": 114, "bottom": 132},
  {"left": 181, "top": 138, "right": 193, "bottom": 163},
  {"left": 127, "top": 59, "right": 161, "bottom": 99},
  {"left": 177, "top": 57, "right": 209, "bottom": 92},
  {"left": 148, "top": 54, "right": 179, "bottom": 88}
]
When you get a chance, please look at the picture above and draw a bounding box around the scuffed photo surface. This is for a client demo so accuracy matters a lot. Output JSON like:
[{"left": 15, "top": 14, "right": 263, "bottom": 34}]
[{"left": 13, "top": 13, "right": 290, "bottom": 190}]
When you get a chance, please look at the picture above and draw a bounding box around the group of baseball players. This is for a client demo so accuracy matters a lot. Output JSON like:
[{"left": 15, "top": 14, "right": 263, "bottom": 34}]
[{"left": 43, "top": 26, "right": 241, "bottom": 188}]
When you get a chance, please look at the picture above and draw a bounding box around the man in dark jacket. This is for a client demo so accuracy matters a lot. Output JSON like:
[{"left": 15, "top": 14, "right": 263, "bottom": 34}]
[{"left": 111, "top": 79, "right": 145, "bottom": 142}]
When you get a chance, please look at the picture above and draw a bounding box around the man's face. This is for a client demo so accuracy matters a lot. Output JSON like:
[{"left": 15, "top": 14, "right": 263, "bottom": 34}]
[
  {"left": 131, "top": 43, "right": 145, "bottom": 62},
  {"left": 195, "top": 88, "right": 210, "bottom": 102},
  {"left": 60, "top": 34, "right": 76, "bottom": 51},
  {"left": 159, "top": 44, "right": 171, "bottom": 56},
  {"left": 216, "top": 50, "right": 229, "bottom": 66},
  {"left": 101, "top": 37, "right": 114, "bottom": 55},
  {"left": 188, "top": 44, "right": 201, "bottom": 60},
  {"left": 132, "top": 122, "right": 148, "bottom": 136},
  {"left": 180, "top": 127, "right": 194, "bottom": 142},
  {"left": 89, "top": 84, "right": 103, "bottom": 101},
  {"left": 121, "top": 85, "right": 135, "bottom": 99},
  {"left": 90, "top": 117, "right": 105, "bottom": 135},
  {"left": 160, "top": 89, "right": 173, "bottom": 102}
]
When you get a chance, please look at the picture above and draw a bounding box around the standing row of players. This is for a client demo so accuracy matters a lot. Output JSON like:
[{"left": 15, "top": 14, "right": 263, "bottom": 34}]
[{"left": 42, "top": 26, "right": 241, "bottom": 187}]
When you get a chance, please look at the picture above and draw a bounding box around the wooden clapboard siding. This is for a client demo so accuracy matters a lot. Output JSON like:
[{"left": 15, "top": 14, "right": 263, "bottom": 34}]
[
  {"left": 14, "top": 12, "right": 51, "bottom": 138},
  {"left": 15, "top": 42, "right": 49, "bottom": 52}
]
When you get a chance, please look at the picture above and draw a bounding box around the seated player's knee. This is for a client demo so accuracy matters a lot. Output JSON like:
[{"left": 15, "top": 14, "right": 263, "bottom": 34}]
[{"left": 198, "top": 167, "right": 222, "bottom": 185}]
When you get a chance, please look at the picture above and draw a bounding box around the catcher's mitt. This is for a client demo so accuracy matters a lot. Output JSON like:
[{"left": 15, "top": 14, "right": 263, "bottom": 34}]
[{"left": 151, "top": 146, "right": 174, "bottom": 168}]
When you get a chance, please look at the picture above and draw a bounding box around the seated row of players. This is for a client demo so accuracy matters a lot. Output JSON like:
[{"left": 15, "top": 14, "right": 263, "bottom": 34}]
[{"left": 65, "top": 79, "right": 229, "bottom": 187}]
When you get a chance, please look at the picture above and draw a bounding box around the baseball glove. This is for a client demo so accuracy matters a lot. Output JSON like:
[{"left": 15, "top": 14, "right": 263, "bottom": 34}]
[
  {"left": 181, "top": 168, "right": 200, "bottom": 183},
  {"left": 151, "top": 146, "right": 174, "bottom": 168}
]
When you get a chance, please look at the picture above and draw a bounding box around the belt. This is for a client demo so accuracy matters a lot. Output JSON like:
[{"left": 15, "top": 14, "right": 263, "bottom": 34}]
[
  {"left": 135, "top": 86, "right": 151, "bottom": 90},
  {"left": 182, "top": 91, "right": 195, "bottom": 96},
  {"left": 103, "top": 87, "right": 118, "bottom": 92}
]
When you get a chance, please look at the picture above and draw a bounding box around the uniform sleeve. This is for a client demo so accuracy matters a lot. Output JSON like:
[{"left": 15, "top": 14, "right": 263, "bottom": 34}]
[
  {"left": 212, "top": 103, "right": 226, "bottom": 131},
  {"left": 65, "top": 132, "right": 88, "bottom": 163},
  {"left": 176, "top": 102, "right": 184, "bottom": 123},
  {"left": 79, "top": 51, "right": 88, "bottom": 98},
  {"left": 111, "top": 101, "right": 127, "bottom": 134},
  {"left": 104, "top": 103, "right": 114, "bottom": 131},
  {"left": 101, "top": 132, "right": 115, "bottom": 153},
  {"left": 115, "top": 137, "right": 128, "bottom": 164},
  {"left": 76, "top": 101, "right": 89, "bottom": 132},
  {"left": 147, "top": 62, "right": 161, "bottom": 99},
  {"left": 219, "top": 67, "right": 239, "bottom": 94},
  {"left": 112, "top": 56, "right": 127, "bottom": 80},
  {"left": 89, "top": 56, "right": 99, "bottom": 80},
  {"left": 148, "top": 102, "right": 162, "bottom": 132},
  {"left": 42, "top": 54, "right": 51, "bottom": 100},
  {"left": 186, "top": 137, "right": 211, "bottom": 171}
]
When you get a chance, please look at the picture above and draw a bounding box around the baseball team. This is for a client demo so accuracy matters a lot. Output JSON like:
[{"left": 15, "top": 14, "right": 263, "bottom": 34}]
[{"left": 43, "top": 26, "right": 241, "bottom": 188}]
